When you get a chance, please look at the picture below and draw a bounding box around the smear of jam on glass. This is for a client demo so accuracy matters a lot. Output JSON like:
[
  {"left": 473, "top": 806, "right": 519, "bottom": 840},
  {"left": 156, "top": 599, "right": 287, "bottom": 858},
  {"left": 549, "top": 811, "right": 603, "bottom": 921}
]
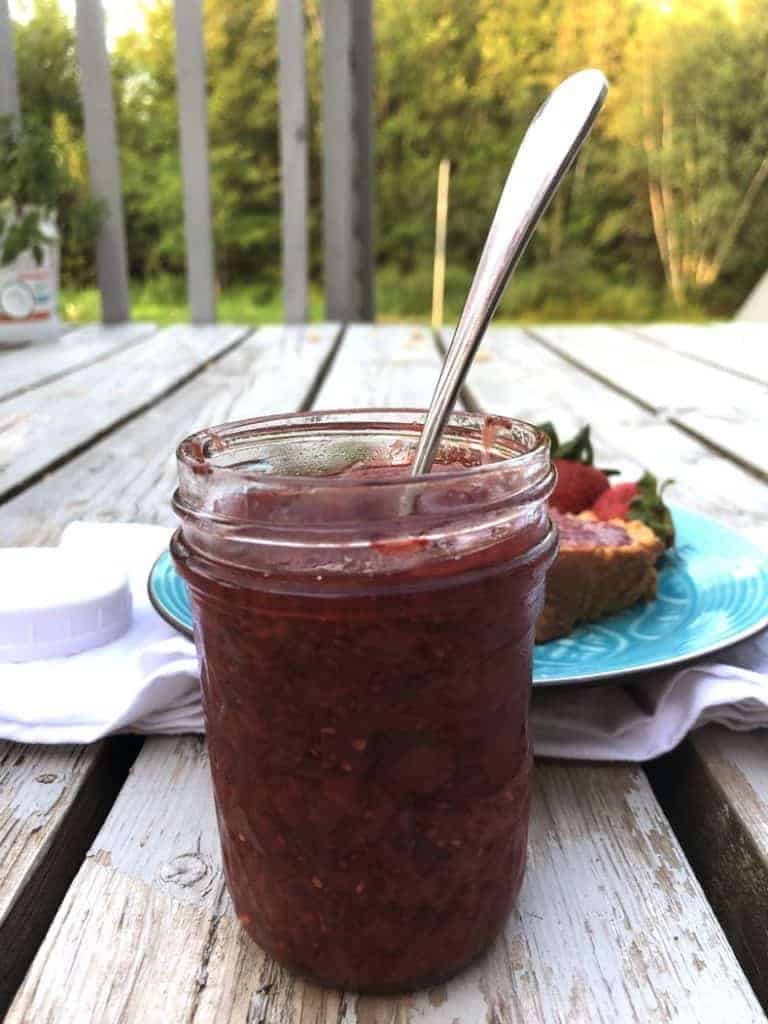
[{"left": 172, "top": 410, "right": 556, "bottom": 992}]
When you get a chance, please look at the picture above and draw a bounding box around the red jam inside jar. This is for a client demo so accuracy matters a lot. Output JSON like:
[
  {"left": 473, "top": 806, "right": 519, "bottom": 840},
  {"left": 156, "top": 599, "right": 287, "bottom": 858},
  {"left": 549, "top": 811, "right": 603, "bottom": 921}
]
[{"left": 172, "top": 409, "right": 556, "bottom": 992}]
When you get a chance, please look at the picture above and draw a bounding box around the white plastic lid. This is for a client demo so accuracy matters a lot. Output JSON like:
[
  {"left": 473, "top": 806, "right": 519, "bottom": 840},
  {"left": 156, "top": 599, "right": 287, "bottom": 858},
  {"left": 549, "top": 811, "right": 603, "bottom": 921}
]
[
  {"left": 0, "top": 548, "right": 133, "bottom": 662},
  {"left": 1, "top": 281, "right": 36, "bottom": 320}
]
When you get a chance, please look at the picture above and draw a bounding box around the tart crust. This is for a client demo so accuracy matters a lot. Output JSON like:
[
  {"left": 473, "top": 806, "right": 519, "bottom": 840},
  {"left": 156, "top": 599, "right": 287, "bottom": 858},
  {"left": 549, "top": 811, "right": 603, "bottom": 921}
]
[{"left": 536, "top": 511, "right": 665, "bottom": 644}]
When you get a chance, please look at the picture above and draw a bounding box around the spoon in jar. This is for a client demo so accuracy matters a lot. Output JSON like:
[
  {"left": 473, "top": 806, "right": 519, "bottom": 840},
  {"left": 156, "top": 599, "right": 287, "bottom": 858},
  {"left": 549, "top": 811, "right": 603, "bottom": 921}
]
[{"left": 411, "top": 69, "right": 608, "bottom": 476}]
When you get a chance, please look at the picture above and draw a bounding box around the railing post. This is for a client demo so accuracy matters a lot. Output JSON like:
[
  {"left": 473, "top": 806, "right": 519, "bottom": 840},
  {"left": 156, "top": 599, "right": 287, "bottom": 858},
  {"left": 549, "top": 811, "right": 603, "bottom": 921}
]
[
  {"left": 321, "top": 0, "right": 375, "bottom": 321},
  {"left": 277, "top": 0, "right": 309, "bottom": 324},
  {"left": 75, "top": 0, "right": 131, "bottom": 323},
  {"left": 173, "top": 0, "right": 216, "bottom": 325},
  {"left": 0, "top": 0, "right": 20, "bottom": 127}
]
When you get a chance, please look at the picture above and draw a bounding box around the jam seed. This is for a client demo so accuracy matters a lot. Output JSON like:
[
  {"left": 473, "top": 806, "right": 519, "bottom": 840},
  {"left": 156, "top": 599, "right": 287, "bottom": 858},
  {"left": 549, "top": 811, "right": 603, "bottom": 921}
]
[
  {"left": 450, "top": 838, "right": 462, "bottom": 847},
  {"left": 237, "top": 832, "right": 247, "bottom": 843},
  {"left": 341, "top": 761, "right": 353, "bottom": 773},
  {"left": 320, "top": 726, "right": 336, "bottom": 735},
  {"left": 311, "top": 876, "right": 324, "bottom": 889},
  {"left": 355, "top": 881, "right": 366, "bottom": 895},
  {"left": 351, "top": 738, "right": 367, "bottom": 752}
]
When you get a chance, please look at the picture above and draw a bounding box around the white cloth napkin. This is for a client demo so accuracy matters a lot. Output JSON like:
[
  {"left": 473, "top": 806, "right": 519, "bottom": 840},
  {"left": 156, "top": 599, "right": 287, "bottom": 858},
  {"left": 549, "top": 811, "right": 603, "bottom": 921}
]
[
  {"left": 532, "top": 628, "right": 768, "bottom": 760},
  {"left": 0, "top": 523, "right": 202, "bottom": 744},
  {"left": 1, "top": 521, "right": 766, "bottom": 760}
]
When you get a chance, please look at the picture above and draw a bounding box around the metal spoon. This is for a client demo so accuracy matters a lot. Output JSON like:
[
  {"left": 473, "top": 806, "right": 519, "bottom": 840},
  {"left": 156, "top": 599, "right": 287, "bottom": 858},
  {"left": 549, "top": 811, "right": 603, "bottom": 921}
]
[{"left": 411, "top": 69, "right": 609, "bottom": 475}]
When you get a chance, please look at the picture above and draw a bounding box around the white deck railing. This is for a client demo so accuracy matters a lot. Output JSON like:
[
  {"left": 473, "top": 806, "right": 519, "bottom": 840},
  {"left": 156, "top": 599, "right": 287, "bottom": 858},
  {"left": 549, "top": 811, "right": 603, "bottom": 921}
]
[{"left": 0, "top": 0, "right": 375, "bottom": 324}]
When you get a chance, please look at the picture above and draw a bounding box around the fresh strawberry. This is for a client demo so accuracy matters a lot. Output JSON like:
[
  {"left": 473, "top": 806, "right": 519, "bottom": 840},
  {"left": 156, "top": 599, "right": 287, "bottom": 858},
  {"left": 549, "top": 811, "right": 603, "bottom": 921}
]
[
  {"left": 539, "top": 422, "right": 613, "bottom": 513},
  {"left": 591, "top": 481, "right": 638, "bottom": 520},
  {"left": 593, "top": 471, "right": 675, "bottom": 547},
  {"left": 552, "top": 459, "right": 610, "bottom": 513}
]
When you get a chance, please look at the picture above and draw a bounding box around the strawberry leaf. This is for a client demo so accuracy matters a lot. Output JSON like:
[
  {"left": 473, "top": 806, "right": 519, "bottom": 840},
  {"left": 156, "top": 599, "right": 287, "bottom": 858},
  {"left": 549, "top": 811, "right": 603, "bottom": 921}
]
[
  {"left": 537, "top": 421, "right": 560, "bottom": 451},
  {"left": 537, "top": 422, "right": 594, "bottom": 464},
  {"left": 628, "top": 471, "right": 675, "bottom": 547}
]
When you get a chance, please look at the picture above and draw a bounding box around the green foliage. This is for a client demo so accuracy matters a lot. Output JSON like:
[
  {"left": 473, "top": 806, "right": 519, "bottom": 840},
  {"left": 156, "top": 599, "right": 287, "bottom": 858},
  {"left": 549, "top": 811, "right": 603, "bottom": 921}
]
[
  {"left": 61, "top": 276, "right": 326, "bottom": 325},
  {"left": 10, "top": 0, "right": 768, "bottom": 319},
  {"left": 9, "top": 1, "right": 104, "bottom": 278},
  {"left": 0, "top": 114, "right": 103, "bottom": 267},
  {"left": 13, "top": 0, "right": 81, "bottom": 129}
]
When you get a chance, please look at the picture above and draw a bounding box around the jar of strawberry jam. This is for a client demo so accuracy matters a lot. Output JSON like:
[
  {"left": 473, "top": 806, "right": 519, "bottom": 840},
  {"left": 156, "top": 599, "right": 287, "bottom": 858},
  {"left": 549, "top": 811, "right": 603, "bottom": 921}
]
[{"left": 172, "top": 409, "right": 556, "bottom": 992}]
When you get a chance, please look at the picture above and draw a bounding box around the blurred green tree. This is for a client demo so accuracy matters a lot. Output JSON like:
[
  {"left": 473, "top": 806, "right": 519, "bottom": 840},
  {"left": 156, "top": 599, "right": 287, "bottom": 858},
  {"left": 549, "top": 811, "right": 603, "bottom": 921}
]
[
  {"left": 7, "top": 0, "right": 768, "bottom": 319},
  {"left": 620, "top": 0, "right": 768, "bottom": 309}
]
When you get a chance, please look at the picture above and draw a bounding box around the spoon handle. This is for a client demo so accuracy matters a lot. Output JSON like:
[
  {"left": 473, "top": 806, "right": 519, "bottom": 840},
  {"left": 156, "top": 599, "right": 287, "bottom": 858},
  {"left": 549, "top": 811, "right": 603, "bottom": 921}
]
[{"left": 411, "top": 69, "right": 608, "bottom": 476}]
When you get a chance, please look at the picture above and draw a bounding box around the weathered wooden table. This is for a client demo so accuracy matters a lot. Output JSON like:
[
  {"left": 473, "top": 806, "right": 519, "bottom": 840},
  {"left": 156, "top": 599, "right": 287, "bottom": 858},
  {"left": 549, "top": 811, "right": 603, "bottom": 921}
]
[{"left": 1, "top": 322, "right": 766, "bottom": 1023}]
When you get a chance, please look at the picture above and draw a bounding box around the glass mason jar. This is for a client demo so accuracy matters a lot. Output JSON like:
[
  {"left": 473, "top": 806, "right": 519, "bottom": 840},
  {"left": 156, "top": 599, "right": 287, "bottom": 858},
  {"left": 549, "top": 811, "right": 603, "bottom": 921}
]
[{"left": 171, "top": 409, "right": 556, "bottom": 993}]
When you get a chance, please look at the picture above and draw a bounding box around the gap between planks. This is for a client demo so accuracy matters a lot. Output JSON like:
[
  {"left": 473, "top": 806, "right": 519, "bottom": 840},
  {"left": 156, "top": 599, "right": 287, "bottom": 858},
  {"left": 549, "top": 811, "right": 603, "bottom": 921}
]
[
  {"left": 0, "top": 323, "right": 255, "bottom": 508},
  {"left": 6, "top": 323, "right": 765, "bottom": 1023},
  {"left": 0, "top": 736, "right": 142, "bottom": 1017},
  {"left": 7, "top": 738, "right": 765, "bottom": 1024},
  {"left": 447, "top": 323, "right": 768, "bottom": 1012},
  {"left": 628, "top": 323, "right": 768, "bottom": 388},
  {"left": 524, "top": 324, "right": 768, "bottom": 483},
  {"left": 647, "top": 725, "right": 768, "bottom": 1010},
  {"left": 0, "top": 322, "right": 158, "bottom": 404},
  {"left": 0, "top": 324, "right": 342, "bottom": 1015}
]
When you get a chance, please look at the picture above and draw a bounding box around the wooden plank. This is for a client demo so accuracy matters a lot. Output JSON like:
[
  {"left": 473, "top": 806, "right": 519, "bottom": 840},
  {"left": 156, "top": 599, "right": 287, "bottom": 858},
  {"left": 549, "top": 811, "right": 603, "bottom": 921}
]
[
  {"left": 0, "top": 323, "right": 250, "bottom": 504},
  {"left": 321, "top": 0, "right": 375, "bottom": 321},
  {"left": 1, "top": 323, "right": 341, "bottom": 544},
  {"left": 670, "top": 405, "right": 768, "bottom": 483},
  {"left": 460, "top": 325, "right": 768, "bottom": 1008},
  {"left": 0, "top": 325, "right": 339, "bottom": 1013},
  {"left": 277, "top": 0, "right": 309, "bottom": 324},
  {"left": 649, "top": 726, "right": 768, "bottom": 1009},
  {"left": 452, "top": 326, "right": 768, "bottom": 548},
  {"left": 315, "top": 322, "right": 444, "bottom": 407},
  {"left": 75, "top": 0, "right": 131, "bottom": 324},
  {"left": 9, "top": 325, "right": 764, "bottom": 1022},
  {"left": 0, "top": 0, "right": 20, "bottom": 125},
  {"left": 528, "top": 324, "right": 768, "bottom": 480},
  {"left": 632, "top": 323, "right": 768, "bottom": 386},
  {"left": 0, "top": 738, "right": 140, "bottom": 1016},
  {"left": 173, "top": 0, "right": 216, "bottom": 325},
  {"left": 0, "top": 322, "right": 157, "bottom": 402},
  {"left": 9, "top": 740, "right": 765, "bottom": 1023}
]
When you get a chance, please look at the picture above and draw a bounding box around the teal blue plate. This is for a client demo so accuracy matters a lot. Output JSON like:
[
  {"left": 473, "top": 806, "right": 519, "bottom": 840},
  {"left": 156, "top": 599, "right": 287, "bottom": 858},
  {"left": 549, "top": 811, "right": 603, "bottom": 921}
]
[{"left": 149, "top": 508, "right": 768, "bottom": 687}]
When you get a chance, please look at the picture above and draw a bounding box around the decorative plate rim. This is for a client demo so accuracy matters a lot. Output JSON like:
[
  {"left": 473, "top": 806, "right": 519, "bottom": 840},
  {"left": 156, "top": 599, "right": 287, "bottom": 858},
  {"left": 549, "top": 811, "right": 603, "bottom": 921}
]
[
  {"left": 531, "top": 614, "right": 768, "bottom": 687},
  {"left": 147, "top": 560, "right": 194, "bottom": 639}
]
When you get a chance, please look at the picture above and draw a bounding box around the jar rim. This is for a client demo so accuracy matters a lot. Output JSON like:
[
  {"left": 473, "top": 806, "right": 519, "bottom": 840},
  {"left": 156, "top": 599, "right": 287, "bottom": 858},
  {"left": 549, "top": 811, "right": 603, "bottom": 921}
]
[{"left": 176, "top": 408, "right": 551, "bottom": 490}]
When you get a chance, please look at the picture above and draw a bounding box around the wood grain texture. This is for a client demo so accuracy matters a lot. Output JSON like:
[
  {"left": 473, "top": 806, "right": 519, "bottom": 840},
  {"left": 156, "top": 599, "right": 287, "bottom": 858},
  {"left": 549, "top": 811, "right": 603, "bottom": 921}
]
[
  {"left": 321, "top": 0, "right": 375, "bottom": 321},
  {"left": 0, "top": 323, "right": 250, "bottom": 503},
  {"left": 277, "top": 0, "right": 309, "bottom": 324},
  {"left": 632, "top": 323, "right": 768, "bottom": 386},
  {"left": 1, "top": 324, "right": 340, "bottom": 543},
  {"left": 0, "top": 323, "right": 157, "bottom": 402},
  {"left": 173, "top": 0, "right": 216, "bottom": 324},
  {"left": 8, "top": 324, "right": 764, "bottom": 1022},
  {"left": 75, "top": 0, "right": 131, "bottom": 323},
  {"left": 464, "top": 325, "right": 768, "bottom": 1012},
  {"left": 0, "top": 325, "right": 339, "bottom": 1012},
  {"left": 528, "top": 324, "right": 768, "bottom": 479},
  {"left": 8, "top": 741, "right": 765, "bottom": 1023},
  {"left": 451, "top": 326, "right": 768, "bottom": 548},
  {"left": 0, "top": 738, "right": 139, "bottom": 1016},
  {"left": 315, "top": 323, "right": 446, "bottom": 408},
  {"left": 0, "top": 0, "right": 20, "bottom": 124},
  {"left": 649, "top": 725, "right": 768, "bottom": 1010}
]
